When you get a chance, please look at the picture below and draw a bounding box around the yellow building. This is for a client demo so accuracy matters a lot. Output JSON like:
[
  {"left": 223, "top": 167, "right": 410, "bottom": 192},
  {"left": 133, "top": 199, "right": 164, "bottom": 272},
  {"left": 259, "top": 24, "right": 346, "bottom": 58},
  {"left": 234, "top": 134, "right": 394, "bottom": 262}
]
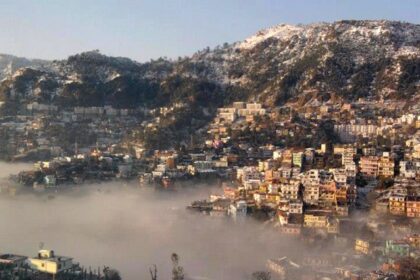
[
  {"left": 28, "top": 250, "right": 73, "bottom": 274},
  {"left": 378, "top": 154, "right": 395, "bottom": 177},
  {"left": 259, "top": 183, "right": 268, "bottom": 194},
  {"left": 355, "top": 239, "right": 370, "bottom": 255},
  {"left": 303, "top": 214, "right": 328, "bottom": 228},
  {"left": 389, "top": 195, "right": 406, "bottom": 216},
  {"left": 266, "top": 193, "right": 281, "bottom": 204}
]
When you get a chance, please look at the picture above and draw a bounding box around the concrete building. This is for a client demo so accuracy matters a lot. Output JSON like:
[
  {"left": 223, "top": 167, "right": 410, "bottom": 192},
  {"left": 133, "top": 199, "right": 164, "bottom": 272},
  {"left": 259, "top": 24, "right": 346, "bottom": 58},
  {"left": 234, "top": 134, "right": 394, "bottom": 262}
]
[
  {"left": 360, "top": 156, "right": 379, "bottom": 178},
  {"left": 303, "top": 185, "right": 320, "bottom": 205},
  {"left": 406, "top": 196, "right": 420, "bottom": 218},
  {"left": 389, "top": 194, "right": 406, "bottom": 216},
  {"left": 355, "top": 239, "right": 371, "bottom": 255},
  {"left": 378, "top": 153, "right": 395, "bottom": 178},
  {"left": 28, "top": 250, "right": 73, "bottom": 275}
]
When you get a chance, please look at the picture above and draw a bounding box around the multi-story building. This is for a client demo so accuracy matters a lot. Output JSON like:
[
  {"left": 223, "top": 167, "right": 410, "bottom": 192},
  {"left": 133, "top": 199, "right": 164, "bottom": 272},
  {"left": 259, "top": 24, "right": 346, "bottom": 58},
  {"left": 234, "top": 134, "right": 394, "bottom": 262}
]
[
  {"left": 217, "top": 107, "right": 237, "bottom": 123},
  {"left": 289, "top": 200, "right": 304, "bottom": 214},
  {"left": 303, "top": 185, "right": 320, "bottom": 205},
  {"left": 301, "top": 169, "right": 333, "bottom": 186},
  {"left": 304, "top": 213, "right": 328, "bottom": 228},
  {"left": 334, "top": 123, "right": 379, "bottom": 143},
  {"left": 237, "top": 103, "right": 266, "bottom": 117},
  {"left": 360, "top": 156, "right": 379, "bottom": 178},
  {"left": 399, "top": 161, "right": 417, "bottom": 178},
  {"left": 259, "top": 159, "right": 278, "bottom": 172},
  {"left": 389, "top": 194, "right": 406, "bottom": 216},
  {"left": 303, "top": 212, "right": 338, "bottom": 233},
  {"left": 292, "top": 151, "right": 304, "bottom": 168},
  {"left": 378, "top": 153, "right": 395, "bottom": 177},
  {"left": 280, "top": 179, "right": 301, "bottom": 200},
  {"left": 344, "top": 162, "right": 357, "bottom": 181},
  {"left": 237, "top": 166, "right": 261, "bottom": 182},
  {"left": 279, "top": 167, "right": 292, "bottom": 179},
  {"left": 355, "top": 239, "right": 370, "bottom": 255},
  {"left": 330, "top": 168, "right": 348, "bottom": 188},
  {"left": 319, "top": 181, "right": 337, "bottom": 206},
  {"left": 406, "top": 196, "right": 420, "bottom": 218},
  {"left": 334, "top": 144, "right": 356, "bottom": 166}
]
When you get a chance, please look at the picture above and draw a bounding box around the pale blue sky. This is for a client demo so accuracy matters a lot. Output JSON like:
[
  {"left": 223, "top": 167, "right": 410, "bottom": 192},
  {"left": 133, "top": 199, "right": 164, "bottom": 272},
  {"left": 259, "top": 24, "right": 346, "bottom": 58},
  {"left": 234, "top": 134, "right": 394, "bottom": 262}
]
[{"left": 0, "top": 0, "right": 418, "bottom": 62}]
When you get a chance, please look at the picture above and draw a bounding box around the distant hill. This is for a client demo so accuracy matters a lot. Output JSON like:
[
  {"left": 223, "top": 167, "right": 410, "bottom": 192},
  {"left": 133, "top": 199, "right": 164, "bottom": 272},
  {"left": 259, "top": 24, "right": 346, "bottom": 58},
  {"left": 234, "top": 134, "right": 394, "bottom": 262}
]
[{"left": 0, "top": 20, "right": 418, "bottom": 114}]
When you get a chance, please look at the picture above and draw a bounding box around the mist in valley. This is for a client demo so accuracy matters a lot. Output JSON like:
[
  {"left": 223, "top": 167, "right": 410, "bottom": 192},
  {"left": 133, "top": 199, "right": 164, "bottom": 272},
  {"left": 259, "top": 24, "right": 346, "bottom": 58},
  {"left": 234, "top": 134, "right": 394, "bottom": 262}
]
[
  {"left": 0, "top": 161, "right": 301, "bottom": 280},
  {"left": 0, "top": 161, "right": 33, "bottom": 178}
]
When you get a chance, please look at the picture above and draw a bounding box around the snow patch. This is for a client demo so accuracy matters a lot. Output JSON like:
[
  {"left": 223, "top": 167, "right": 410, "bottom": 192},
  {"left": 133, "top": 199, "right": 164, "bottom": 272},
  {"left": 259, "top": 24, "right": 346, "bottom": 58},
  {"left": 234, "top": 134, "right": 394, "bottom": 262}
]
[{"left": 239, "top": 24, "right": 303, "bottom": 50}]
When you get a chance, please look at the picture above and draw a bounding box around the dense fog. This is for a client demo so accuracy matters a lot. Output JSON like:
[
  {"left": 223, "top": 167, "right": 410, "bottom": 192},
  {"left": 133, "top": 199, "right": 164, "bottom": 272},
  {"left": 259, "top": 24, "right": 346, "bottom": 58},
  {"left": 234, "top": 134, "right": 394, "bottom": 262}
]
[
  {"left": 0, "top": 162, "right": 300, "bottom": 280},
  {"left": 0, "top": 161, "right": 32, "bottom": 177}
]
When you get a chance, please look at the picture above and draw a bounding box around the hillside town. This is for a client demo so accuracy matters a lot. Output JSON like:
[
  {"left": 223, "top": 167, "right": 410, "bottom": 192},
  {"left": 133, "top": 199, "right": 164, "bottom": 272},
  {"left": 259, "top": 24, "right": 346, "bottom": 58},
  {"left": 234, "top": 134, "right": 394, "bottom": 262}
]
[
  {"left": 186, "top": 99, "right": 420, "bottom": 280},
  {"left": 1, "top": 97, "right": 420, "bottom": 279}
]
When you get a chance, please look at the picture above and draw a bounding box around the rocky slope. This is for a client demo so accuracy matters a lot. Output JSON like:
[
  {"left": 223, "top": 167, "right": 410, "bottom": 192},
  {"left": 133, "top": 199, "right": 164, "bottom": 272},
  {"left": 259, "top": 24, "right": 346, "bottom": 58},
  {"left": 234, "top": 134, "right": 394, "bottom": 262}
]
[{"left": 0, "top": 20, "right": 419, "bottom": 113}]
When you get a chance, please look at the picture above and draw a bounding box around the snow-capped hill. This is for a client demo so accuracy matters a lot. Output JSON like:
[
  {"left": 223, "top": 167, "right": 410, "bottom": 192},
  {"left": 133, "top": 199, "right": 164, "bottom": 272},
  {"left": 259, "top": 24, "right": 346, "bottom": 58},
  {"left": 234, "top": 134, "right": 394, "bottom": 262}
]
[
  {"left": 0, "top": 20, "right": 418, "bottom": 114},
  {"left": 239, "top": 20, "right": 419, "bottom": 51},
  {"left": 225, "top": 20, "right": 420, "bottom": 105}
]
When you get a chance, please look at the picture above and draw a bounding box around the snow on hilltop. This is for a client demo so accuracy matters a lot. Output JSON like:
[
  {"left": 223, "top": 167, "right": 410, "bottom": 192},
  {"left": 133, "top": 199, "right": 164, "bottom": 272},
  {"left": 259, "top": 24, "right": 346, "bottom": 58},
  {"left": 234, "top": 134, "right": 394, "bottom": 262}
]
[
  {"left": 239, "top": 24, "right": 304, "bottom": 50},
  {"left": 238, "top": 20, "right": 419, "bottom": 50}
]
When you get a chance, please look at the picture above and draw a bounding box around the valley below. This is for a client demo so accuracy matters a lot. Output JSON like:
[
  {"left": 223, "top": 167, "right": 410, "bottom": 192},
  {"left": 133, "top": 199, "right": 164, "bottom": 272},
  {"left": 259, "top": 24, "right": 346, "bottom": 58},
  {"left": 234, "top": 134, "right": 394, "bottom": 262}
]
[{"left": 0, "top": 162, "right": 296, "bottom": 280}]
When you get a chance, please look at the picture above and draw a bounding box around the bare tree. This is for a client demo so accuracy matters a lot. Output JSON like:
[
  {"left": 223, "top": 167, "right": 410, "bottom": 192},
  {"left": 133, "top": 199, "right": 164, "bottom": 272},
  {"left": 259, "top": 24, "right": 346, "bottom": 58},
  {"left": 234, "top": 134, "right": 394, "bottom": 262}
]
[{"left": 149, "top": 264, "right": 157, "bottom": 280}]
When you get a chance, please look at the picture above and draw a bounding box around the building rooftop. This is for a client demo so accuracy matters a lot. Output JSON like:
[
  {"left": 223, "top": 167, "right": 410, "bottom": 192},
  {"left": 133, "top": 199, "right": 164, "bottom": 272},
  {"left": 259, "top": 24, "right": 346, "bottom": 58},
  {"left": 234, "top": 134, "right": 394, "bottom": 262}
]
[{"left": 0, "top": 254, "right": 27, "bottom": 264}]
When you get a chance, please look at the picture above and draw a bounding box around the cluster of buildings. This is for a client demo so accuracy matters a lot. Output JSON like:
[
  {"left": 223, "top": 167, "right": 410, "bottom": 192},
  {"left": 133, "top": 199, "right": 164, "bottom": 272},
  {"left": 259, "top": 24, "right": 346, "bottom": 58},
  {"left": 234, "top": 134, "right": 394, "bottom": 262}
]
[
  {"left": 215, "top": 102, "right": 267, "bottom": 123},
  {"left": 334, "top": 113, "right": 420, "bottom": 143},
  {"left": 13, "top": 150, "right": 135, "bottom": 192},
  {"left": 0, "top": 103, "right": 142, "bottom": 161},
  {"left": 190, "top": 136, "right": 419, "bottom": 224},
  {"left": 187, "top": 99, "right": 420, "bottom": 279},
  {"left": 263, "top": 234, "right": 420, "bottom": 280}
]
